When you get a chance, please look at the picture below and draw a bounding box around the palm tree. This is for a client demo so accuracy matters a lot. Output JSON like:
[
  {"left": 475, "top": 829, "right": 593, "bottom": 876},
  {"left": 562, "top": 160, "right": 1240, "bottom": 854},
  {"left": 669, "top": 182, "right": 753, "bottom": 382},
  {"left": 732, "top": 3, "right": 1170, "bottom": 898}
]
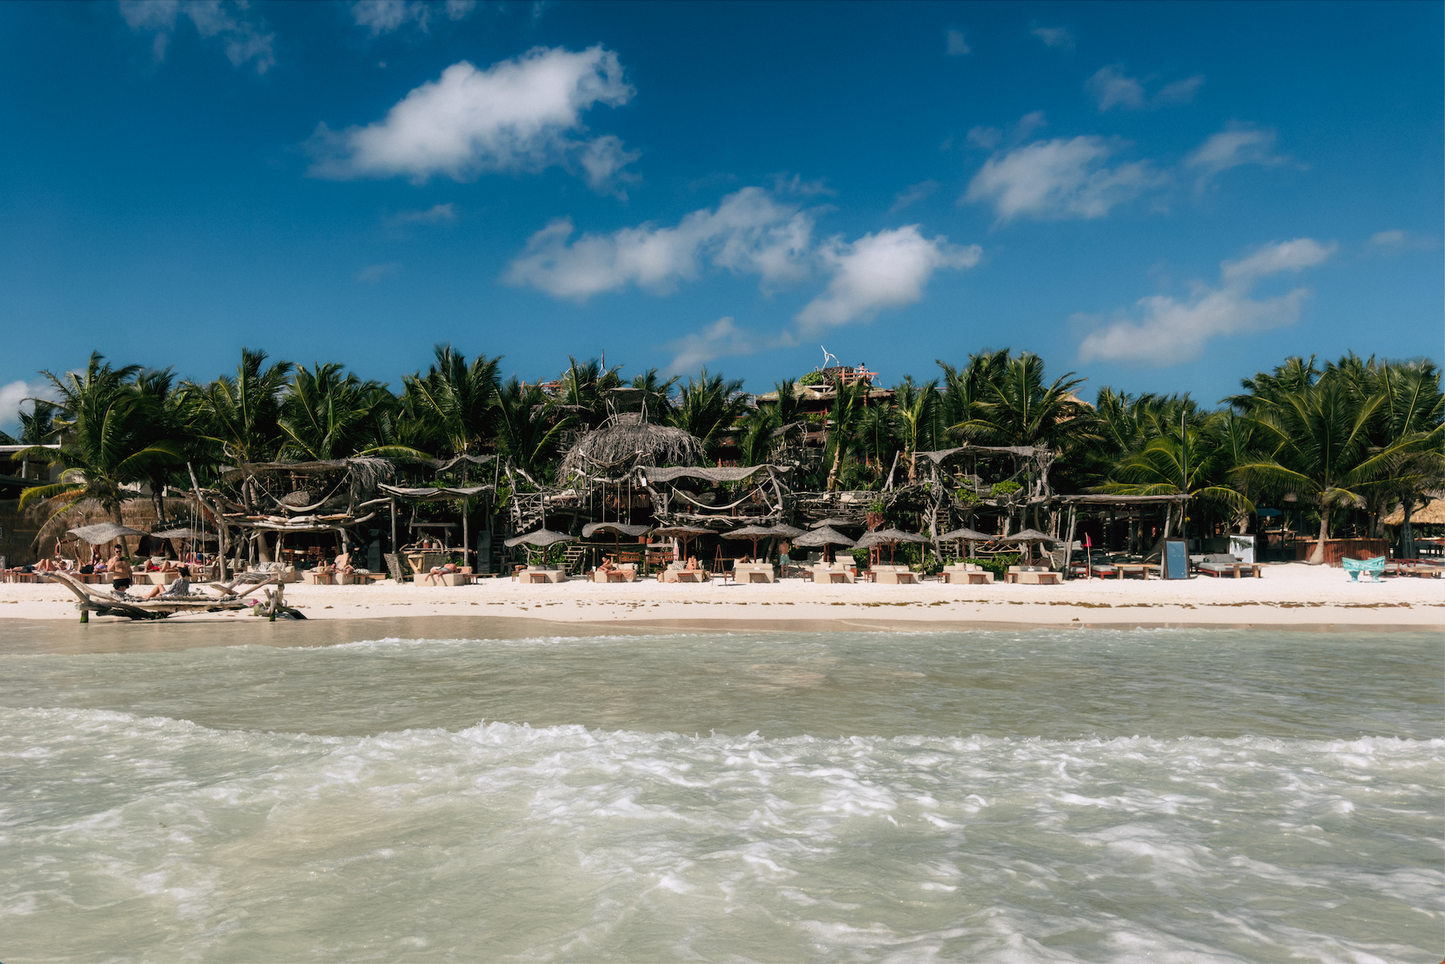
[
  {"left": 1373, "top": 358, "right": 1444, "bottom": 554},
  {"left": 1234, "top": 372, "right": 1401, "bottom": 564},
  {"left": 824, "top": 378, "right": 866, "bottom": 491},
  {"left": 937, "top": 348, "right": 1009, "bottom": 429},
  {"left": 668, "top": 368, "right": 746, "bottom": 462},
  {"left": 193, "top": 348, "right": 293, "bottom": 467},
  {"left": 494, "top": 377, "right": 570, "bottom": 479},
  {"left": 1096, "top": 412, "right": 1253, "bottom": 530},
  {"left": 894, "top": 376, "right": 941, "bottom": 482},
  {"left": 953, "top": 352, "right": 1092, "bottom": 453},
  {"left": 18, "top": 353, "right": 182, "bottom": 551},
  {"left": 558, "top": 356, "right": 623, "bottom": 429},
  {"left": 401, "top": 343, "right": 501, "bottom": 458},
  {"left": 278, "top": 363, "right": 415, "bottom": 461}
]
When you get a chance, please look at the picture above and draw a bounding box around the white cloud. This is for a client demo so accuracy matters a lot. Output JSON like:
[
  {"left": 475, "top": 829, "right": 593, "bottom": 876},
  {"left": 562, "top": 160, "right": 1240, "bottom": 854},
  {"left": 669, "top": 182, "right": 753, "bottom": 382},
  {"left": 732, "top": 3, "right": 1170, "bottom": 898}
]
[
  {"left": 964, "top": 136, "right": 1166, "bottom": 222},
  {"left": 1372, "top": 229, "right": 1407, "bottom": 248},
  {"left": 1219, "top": 237, "right": 1334, "bottom": 283},
  {"left": 349, "top": 0, "right": 478, "bottom": 35},
  {"left": 1184, "top": 123, "right": 1287, "bottom": 187},
  {"left": 946, "top": 29, "right": 970, "bottom": 56},
  {"left": 505, "top": 187, "right": 816, "bottom": 300},
  {"left": 890, "top": 180, "right": 938, "bottom": 212},
  {"left": 1032, "top": 26, "right": 1074, "bottom": 50},
  {"left": 1369, "top": 229, "right": 1435, "bottom": 252},
  {"left": 389, "top": 203, "right": 456, "bottom": 225},
  {"left": 357, "top": 262, "right": 401, "bottom": 284},
  {"left": 1077, "top": 238, "right": 1335, "bottom": 366},
  {"left": 1086, "top": 66, "right": 1144, "bottom": 111},
  {"left": 445, "top": 0, "right": 478, "bottom": 18},
  {"left": 1155, "top": 75, "right": 1205, "bottom": 105},
  {"left": 118, "top": 0, "right": 275, "bottom": 73},
  {"left": 796, "top": 226, "right": 980, "bottom": 329},
  {"left": 663, "top": 317, "right": 784, "bottom": 375},
  {"left": 1087, "top": 66, "right": 1204, "bottom": 111},
  {"left": 578, "top": 134, "right": 641, "bottom": 196},
  {"left": 0, "top": 380, "right": 58, "bottom": 436},
  {"left": 306, "top": 46, "right": 636, "bottom": 186}
]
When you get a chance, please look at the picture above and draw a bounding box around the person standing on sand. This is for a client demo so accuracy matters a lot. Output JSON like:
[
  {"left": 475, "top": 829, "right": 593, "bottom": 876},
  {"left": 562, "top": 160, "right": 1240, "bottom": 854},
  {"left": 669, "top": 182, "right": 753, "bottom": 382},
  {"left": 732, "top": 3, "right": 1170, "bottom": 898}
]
[{"left": 110, "top": 547, "right": 133, "bottom": 594}]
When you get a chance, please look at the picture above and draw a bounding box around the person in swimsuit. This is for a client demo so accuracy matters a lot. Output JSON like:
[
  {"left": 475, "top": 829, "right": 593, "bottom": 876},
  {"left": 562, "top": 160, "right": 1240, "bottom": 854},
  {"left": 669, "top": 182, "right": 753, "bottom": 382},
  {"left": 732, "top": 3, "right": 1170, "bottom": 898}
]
[
  {"left": 141, "top": 566, "right": 191, "bottom": 599},
  {"left": 110, "top": 548, "right": 133, "bottom": 594}
]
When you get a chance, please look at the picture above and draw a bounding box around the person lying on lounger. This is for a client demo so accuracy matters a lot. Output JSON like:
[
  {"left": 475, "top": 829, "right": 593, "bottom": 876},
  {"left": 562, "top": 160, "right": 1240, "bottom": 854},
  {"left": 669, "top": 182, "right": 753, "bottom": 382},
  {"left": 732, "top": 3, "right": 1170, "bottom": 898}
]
[
  {"left": 424, "top": 562, "right": 459, "bottom": 585},
  {"left": 140, "top": 566, "right": 191, "bottom": 599}
]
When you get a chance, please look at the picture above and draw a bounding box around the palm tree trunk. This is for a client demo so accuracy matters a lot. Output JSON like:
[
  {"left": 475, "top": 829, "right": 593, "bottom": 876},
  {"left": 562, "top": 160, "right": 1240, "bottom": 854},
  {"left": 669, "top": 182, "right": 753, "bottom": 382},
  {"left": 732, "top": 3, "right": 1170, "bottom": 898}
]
[
  {"left": 1307, "top": 504, "right": 1331, "bottom": 565},
  {"left": 1401, "top": 500, "right": 1416, "bottom": 560}
]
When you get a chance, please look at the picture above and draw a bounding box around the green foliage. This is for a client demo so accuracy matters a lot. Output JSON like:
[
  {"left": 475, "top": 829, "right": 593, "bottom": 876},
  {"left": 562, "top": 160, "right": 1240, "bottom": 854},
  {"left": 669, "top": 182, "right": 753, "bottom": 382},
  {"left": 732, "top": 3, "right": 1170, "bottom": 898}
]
[
  {"left": 965, "top": 554, "right": 1018, "bottom": 579},
  {"left": 798, "top": 371, "right": 825, "bottom": 386}
]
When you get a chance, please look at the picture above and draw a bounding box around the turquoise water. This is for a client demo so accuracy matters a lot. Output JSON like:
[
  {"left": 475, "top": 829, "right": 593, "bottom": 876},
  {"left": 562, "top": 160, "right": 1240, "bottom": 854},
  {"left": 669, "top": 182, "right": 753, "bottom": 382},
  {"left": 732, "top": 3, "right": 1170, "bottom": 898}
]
[{"left": 1, "top": 623, "right": 1441, "bottom": 961}]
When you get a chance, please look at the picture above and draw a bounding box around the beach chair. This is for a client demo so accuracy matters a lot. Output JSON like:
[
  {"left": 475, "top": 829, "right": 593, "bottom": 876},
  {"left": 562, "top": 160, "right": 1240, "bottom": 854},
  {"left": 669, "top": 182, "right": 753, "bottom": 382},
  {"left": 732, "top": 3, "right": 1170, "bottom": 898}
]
[{"left": 1195, "top": 553, "right": 1262, "bottom": 578}]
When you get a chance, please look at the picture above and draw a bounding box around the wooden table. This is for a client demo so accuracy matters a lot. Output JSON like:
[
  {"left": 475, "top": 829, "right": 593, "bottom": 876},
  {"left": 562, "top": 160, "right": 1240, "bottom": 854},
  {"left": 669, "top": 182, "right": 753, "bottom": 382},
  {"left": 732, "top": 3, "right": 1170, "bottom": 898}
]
[{"left": 1116, "top": 564, "right": 1154, "bottom": 580}]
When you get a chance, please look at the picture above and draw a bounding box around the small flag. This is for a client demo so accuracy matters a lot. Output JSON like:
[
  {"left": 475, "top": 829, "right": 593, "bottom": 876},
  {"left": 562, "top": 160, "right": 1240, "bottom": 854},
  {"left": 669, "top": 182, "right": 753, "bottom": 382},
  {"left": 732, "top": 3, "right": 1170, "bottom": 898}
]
[{"left": 1084, "top": 533, "right": 1092, "bottom": 548}]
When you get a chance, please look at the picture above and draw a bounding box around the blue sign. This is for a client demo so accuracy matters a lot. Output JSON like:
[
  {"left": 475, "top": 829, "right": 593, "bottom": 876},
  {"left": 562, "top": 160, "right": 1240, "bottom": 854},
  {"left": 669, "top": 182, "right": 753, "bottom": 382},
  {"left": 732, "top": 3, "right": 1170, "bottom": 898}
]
[{"left": 1163, "top": 538, "right": 1189, "bottom": 579}]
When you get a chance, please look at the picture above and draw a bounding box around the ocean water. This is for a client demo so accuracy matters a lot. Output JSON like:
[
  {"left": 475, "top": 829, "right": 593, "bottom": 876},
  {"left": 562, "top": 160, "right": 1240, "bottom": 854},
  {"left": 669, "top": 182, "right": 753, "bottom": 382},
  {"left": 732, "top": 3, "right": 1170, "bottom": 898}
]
[{"left": 1, "top": 622, "right": 1440, "bottom": 962}]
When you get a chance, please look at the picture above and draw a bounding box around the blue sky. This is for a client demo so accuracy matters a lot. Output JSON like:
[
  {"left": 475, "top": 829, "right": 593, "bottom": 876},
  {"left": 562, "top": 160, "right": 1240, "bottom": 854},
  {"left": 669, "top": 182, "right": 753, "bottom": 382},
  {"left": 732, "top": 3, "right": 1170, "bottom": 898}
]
[{"left": 1, "top": 0, "right": 1440, "bottom": 430}]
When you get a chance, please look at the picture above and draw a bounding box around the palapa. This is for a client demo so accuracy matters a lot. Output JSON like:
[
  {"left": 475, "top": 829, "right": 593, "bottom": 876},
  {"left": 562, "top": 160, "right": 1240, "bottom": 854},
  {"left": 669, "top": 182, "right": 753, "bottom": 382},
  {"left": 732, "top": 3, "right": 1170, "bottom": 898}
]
[
  {"left": 722, "top": 524, "right": 779, "bottom": 559},
  {"left": 1383, "top": 499, "right": 1445, "bottom": 526},
  {"left": 854, "top": 527, "right": 927, "bottom": 564},
  {"left": 151, "top": 527, "right": 217, "bottom": 542},
  {"left": 998, "top": 528, "right": 1058, "bottom": 543},
  {"left": 69, "top": 522, "right": 148, "bottom": 544},
  {"left": 793, "top": 526, "right": 856, "bottom": 547},
  {"left": 937, "top": 527, "right": 994, "bottom": 542},
  {"left": 560, "top": 414, "right": 704, "bottom": 478},
  {"left": 767, "top": 524, "right": 806, "bottom": 539},
  {"left": 581, "top": 522, "right": 652, "bottom": 538},
  {"left": 504, "top": 528, "right": 579, "bottom": 548}
]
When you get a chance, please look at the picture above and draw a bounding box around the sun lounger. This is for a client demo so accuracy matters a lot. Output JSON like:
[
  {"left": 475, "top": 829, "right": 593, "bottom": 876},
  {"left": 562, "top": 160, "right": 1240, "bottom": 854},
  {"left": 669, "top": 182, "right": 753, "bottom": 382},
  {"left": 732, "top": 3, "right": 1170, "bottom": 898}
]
[
  {"left": 1006, "top": 565, "right": 1060, "bottom": 585},
  {"left": 811, "top": 563, "right": 856, "bottom": 584},
  {"left": 940, "top": 563, "right": 993, "bottom": 585},
  {"left": 1194, "top": 553, "right": 1261, "bottom": 578},
  {"left": 871, "top": 564, "right": 920, "bottom": 585},
  {"left": 734, "top": 562, "right": 776, "bottom": 583}
]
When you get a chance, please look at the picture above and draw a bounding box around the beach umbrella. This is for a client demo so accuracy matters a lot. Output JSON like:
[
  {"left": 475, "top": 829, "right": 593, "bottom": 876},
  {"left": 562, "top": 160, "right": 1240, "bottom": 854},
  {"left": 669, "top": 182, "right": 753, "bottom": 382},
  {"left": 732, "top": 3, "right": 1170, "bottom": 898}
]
[
  {"left": 767, "top": 523, "right": 806, "bottom": 539},
  {"left": 997, "top": 528, "right": 1059, "bottom": 564},
  {"left": 937, "top": 526, "right": 994, "bottom": 562},
  {"left": 722, "top": 524, "right": 777, "bottom": 560},
  {"left": 582, "top": 521, "right": 651, "bottom": 567},
  {"left": 854, "top": 527, "right": 928, "bottom": 564},
  {"left": 68, "top": 523, "right": 148, "bottom": 545},
  {"left": 505, "top": 527, "right": 578, "bottom": 565},
  {"left": 653, "top": 525, "right": 711, "bottom": 562},
  {"left": 151, "top": 527, "right": 217, "bottom": 542},
  {"left": 809, "top": 517, "right": 857, "bottom": 529},
  {"left": 793, "top": 525, "right": 855, "bottom": 562}
]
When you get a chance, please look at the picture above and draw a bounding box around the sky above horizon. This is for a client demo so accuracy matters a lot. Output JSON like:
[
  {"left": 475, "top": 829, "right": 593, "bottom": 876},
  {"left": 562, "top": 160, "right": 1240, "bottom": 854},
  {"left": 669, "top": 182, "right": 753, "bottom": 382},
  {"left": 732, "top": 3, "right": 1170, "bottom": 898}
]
[{"left": 1, "top": 0, "right": 1440, "bottom": 432}]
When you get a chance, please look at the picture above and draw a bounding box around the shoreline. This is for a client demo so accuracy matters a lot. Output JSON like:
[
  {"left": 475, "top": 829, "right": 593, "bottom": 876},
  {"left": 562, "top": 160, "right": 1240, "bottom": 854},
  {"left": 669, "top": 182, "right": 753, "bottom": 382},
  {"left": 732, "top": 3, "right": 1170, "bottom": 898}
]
[{"left": 2, "top": 563, "right": 1440, "bottom": 641}]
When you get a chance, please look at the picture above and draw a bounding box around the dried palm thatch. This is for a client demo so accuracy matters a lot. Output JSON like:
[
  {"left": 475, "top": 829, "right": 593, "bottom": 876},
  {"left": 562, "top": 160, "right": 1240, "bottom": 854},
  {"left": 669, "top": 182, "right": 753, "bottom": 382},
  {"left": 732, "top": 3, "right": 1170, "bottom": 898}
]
[
  {"left": 855, "top": 528, "right": 928, "bottom": 549},
  {"left": 69, "top": 522, "right": 148, "bottom": 544},
  {"left": 504, "top": 528, "right": 578, "bottom": 548},
  {"left": 938, "top": 527, "right": 994, "bottom": 541},
  {"left": 1383, "top": 498, "right": 1445, "bottom": 526},
  {"left": 560, "top": 414, "right": 704, "bottom": 479},
  {"left": 793, "top": 526, "right": 855, "bottom": 548}
]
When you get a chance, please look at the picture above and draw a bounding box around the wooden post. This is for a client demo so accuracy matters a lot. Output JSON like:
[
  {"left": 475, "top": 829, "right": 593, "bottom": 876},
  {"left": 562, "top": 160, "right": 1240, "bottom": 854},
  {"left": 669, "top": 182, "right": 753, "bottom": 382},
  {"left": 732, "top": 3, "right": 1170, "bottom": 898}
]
[
  {"left": 390, "top": 497, "right": 398, "bottom": 554},
  {"left": 1062, "top": 504, "right": 1077, "bottom": 579}
]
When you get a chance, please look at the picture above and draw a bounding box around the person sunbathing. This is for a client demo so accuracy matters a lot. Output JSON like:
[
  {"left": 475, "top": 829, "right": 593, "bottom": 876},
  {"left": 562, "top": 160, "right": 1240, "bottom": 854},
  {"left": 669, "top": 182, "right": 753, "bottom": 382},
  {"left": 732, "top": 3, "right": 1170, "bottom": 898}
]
[
  {"left": 36, "top": 557, "right": 57, "bottom": 573},
  {"left": 141, "top": 566, "right": 192, "bottom": 599},
  {"left": 334, "top": 553, "right": 355, "bottom": 575},
  {"left": 685, "top": 555, "right": 700, "bottom": 571},
  {"left": 424, "top": 562, "right": 459, "bottom": 585}
]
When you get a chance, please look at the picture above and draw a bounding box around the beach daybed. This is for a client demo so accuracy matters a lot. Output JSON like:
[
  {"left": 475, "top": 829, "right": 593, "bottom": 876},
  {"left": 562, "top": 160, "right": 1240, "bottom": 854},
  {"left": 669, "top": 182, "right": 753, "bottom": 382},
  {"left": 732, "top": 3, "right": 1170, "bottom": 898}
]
[
  {"left": 592, "top": 563, "right": 637, "bottom": 583},
  {"left": 811, "top": 563, "right": 856, "bottom": 584},
  {"left": 734, "top": 562, "right": 775, "bottom": 583},
  {"left": 1006, "top": 565, "right": 1061, "bottom": 585},
  {"left": 518, "top": 566, "right": 565, "bottom": 584},
  {"left": 871, "top": 564, "right": 920, "bottom": 585},
  {"left": 1195, "top": 553, "right": 1262, "bottom": 578},
  {"left": 940, "top": 563, "right": 994, "bottom": 585}
]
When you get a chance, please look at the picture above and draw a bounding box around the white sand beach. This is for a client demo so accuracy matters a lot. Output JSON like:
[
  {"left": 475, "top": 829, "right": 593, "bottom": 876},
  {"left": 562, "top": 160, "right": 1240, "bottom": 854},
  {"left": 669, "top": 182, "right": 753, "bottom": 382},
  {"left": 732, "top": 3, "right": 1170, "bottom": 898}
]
[{"left": 4, "top": 562, "right": 1440, "bottom": 631}]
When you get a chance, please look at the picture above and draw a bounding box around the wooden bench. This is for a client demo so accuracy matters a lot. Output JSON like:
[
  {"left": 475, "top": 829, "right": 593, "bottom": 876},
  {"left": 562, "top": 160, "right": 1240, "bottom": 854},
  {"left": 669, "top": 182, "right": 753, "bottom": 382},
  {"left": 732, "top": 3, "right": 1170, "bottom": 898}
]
[{"left": 1342, "top": 556, "right": 1386, "bottom": 582}]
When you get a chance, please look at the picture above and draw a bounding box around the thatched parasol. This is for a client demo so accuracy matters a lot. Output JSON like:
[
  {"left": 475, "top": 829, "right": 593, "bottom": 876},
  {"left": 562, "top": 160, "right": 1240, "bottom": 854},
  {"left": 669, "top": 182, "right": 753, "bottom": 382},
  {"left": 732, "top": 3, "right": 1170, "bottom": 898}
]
[
  {"left": 793, "top": 525, "right": 855, "bottom": 562},
  {"left": 582, "top": 521, "right": 651, "bottom": 563},
  {"left": 809, "top": 517, "right": 858, "bottom": 529},
  {"left": 722, "top": 524, "right": 778, "bottom": 560},
  {"left": 505, "top": 527, "right": 579, "bottom": 566},
  {"left": 653, "top": 525, "right": 711, "bottom": 561},
  {"left": 997, "top": 528, "right": 1058, "bottom": 564},
  {"left": 505, "top": 528, "right": 578, "bottom": 548},
  {"left": 938, "top": 527, "right": 994, "bottom": 542},
  {"left": 151, "top": 527, "right": 217, "bottom": 542},
  {"left": 69, "top": 523, "right": 148, "bottom": 545},
  {"left": 1383, "top": 499, "right": 1445, "bottom": 526},
  {"left": 559, "top": 413, "right": 704, "bottom": 478},
  {"left": 855, "top": 527, "right": 928, "bottom": 564},
  {"left": 767, "top": 523, "right": 806, "bottom": 539}
]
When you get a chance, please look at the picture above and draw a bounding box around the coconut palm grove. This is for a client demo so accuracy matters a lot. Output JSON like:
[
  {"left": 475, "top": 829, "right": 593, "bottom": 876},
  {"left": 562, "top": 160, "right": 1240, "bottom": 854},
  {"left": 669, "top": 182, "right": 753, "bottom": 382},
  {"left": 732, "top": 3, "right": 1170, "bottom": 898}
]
[{"left": 3, "top": 345, "right": 1439, "bottom": 575}]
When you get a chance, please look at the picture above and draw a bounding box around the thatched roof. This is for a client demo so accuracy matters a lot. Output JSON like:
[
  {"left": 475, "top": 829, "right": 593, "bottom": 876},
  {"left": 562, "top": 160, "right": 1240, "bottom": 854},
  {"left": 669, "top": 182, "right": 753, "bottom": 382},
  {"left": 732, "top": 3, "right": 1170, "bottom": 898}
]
[
  {"left": 1383, "top": 498, "right": 1445, "bottom": 526},
  {"left": 722, "top": 525, "right": 779, "bottom": 539},
  {"left": 998, "top": 528, "right": 1058, "bottom": 543},
  {"left": 653, "top": 525, "right": 712, "bottom": 537},
  {"left": 69, "top": 522, "right": 148, "bottom": 544},
  {"left": 582, "top": 522, "right": 651, "bottom": 538},
  {"left": 639, "top": 464, "right": 785, "bottom": 484},
  {"left": 152, "top": 527, "right": 216, "bottom": 541},
  {"left": 221, "top": 458, "right": 395, "bottom": 485},
  {"left": 855, "top": 528, "right": 928, "bottom": 548},
  {"left": 768, "top": 524, "right": 807, "bottom": 539},
  {"left": 794, "top": 526, "right": 855, "bottom": 548},
  {"left": 379, "top": 484, "right": 493, "bottom": 501},
  {"left": 504, "top": 528, "right": 578, "bottom": 548},
  {"left": 560, "top": 414, "right": 704, "bottom": 478},
  {"left": 938, "top": 527, "right": 995, "bottom": 541}
]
